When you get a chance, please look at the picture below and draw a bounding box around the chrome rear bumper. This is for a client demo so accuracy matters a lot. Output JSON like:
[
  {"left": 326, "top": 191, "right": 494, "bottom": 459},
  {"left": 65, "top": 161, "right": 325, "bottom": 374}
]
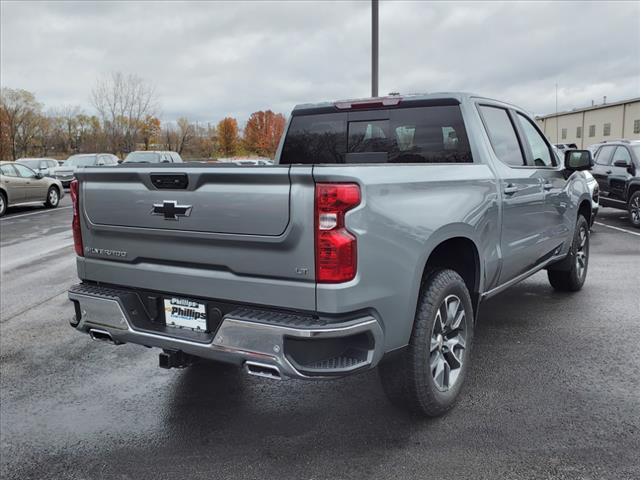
[{"left": 68, "top": 284, "right": 384, "bottom": 379}]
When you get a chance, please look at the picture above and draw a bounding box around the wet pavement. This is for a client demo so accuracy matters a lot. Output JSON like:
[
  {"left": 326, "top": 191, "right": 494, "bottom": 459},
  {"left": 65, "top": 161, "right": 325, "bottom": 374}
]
[{"left": 1, "top": 202, "right": 639, "bottom": 479}]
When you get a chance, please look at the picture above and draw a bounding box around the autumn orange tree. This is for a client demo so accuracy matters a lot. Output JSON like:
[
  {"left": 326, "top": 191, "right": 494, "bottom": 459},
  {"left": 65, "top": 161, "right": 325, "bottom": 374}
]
[
  {"left": 217, "top": 117, "right": 239, "bottom": 157},
  {"left": 243, "top": 110, "right": 286, "bottom": 158},
  {"left": 139, "top": 115, "right": 161, "bottom": 150}
]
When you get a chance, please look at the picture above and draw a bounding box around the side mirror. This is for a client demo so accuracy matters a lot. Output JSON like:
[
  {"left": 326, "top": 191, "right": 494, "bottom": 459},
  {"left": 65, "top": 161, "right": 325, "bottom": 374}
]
[
  {"left": 564, "top": 150, "right": 592, "bottom": 171},
  {"left": 35, "top": 172, "right": 44, "bottom": 179},
  {"left": 613, "top": 159, "right": 631, "bottom": 168}
]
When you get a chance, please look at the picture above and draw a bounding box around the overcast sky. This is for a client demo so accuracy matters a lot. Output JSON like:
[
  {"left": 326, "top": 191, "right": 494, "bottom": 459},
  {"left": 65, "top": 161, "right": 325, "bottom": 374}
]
[{"left": 2, "top": 1, "right": 639, "bottom": 124}]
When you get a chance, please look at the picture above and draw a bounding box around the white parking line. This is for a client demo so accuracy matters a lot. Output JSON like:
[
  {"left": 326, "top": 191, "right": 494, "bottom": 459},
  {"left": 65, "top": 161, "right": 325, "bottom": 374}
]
[
  {"left": 594, "top": 221, "right": 640, "bottom": 237},
  {"left": 0, "top": 206, "right": 72, "bottom": 221}
]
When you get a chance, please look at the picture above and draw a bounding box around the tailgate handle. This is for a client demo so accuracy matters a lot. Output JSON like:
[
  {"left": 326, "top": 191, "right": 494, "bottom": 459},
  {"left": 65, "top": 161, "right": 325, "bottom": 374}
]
[{"left": 151, "top": 173, "right": 188, "bottom": 190}]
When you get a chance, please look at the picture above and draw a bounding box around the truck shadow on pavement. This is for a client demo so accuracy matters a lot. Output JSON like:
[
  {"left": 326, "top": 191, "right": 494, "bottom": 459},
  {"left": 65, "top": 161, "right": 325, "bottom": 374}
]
[{"left": 149, "top": 277, "right": 577, "bottom": 472}]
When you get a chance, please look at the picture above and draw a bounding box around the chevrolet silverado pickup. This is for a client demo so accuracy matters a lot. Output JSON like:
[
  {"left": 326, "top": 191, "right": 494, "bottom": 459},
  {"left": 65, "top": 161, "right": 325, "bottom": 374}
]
[{"left": 68, "top": 93, "right": 594, "bottom": 416}]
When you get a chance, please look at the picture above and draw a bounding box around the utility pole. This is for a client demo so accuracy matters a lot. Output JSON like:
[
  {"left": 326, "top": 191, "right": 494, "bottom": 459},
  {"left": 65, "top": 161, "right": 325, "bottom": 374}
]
[
  {"left": 555, "top": 83, "right": 559, "bottom": 143},
  {"left": 372, "top": 0, "right": 379, "bottom": 97}
]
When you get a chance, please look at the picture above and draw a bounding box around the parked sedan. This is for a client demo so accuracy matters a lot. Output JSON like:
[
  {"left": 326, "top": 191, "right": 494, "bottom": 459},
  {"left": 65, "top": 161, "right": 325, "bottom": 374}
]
[
  {"left": 16, "top": 158, "right": 59, "bottom": 177},
  {"left": 54, "top": 153, "right": 119, "bottom": 187},
  {"left": 0, "top": 162, "right": 64, "bottom": 217}
]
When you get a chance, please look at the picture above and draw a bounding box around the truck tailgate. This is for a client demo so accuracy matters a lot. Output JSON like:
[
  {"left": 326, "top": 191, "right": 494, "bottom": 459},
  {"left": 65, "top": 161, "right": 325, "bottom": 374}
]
[{"left": 75, "top": 165, "right": 317, "bottom": 311}]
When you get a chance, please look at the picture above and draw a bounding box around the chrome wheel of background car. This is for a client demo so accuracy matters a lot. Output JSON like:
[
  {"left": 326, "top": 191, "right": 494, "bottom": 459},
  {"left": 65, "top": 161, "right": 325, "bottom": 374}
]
[
  {"left": 49, "top": 188, "right": 59, "bottom": 206},
  {"left": 430, "top": 294, "right": 467, "bottom": 392},
  {"left": 631, "top": 196, "right": 640, "bottom": 224},
  {"left": 575, "top": 225, "right": 588, "bottom": 280}
]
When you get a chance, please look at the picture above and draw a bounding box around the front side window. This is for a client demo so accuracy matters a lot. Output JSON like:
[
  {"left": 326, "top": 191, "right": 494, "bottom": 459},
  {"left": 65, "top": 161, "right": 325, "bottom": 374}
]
[
  {"left": 516, "top": 113, "right": 554, "bottom": 167},
  {"left": 611, "top": 147, "right": 631, "bottom": 166},
  {"left": 13, "top": 164, "right": 36, "bottom": 178},
  {"left": 280, "top": 105, "right": 472, "bottom": 164},
  {"left": 479, "top": 105, "right": 525, "bottom": 167},
  {"left": 595, "top": 145, "right": 616, "bottom": 165}
]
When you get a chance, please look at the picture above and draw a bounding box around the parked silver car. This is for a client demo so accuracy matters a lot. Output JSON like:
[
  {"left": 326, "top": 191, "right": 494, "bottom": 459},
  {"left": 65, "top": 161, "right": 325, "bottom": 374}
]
[
  {"left": 123, "top": 151, "right": 183, "bottom": 163},
  {"left": 16, "top": 158, "right": 59, "bottom": 177},
  {"left": 54, "top": 154, "right": 119, "bottom": 187},
  {"left": 0, "top": 161, "right": 64, "bottom": 217}
]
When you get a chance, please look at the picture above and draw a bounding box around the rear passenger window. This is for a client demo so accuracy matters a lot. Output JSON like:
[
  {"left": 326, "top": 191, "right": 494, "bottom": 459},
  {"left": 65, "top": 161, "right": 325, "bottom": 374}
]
[
  {"left": 516, "top": 113, "right": 555, "bottom": 167},
  {"left": 595, "top": 145, "right": 616, "bottom": 165},
  {"left": 280, "top": 105, "right": 472, "bottom": 164},
  {"left": 479, "top": 106, "right": 525, "bottom": 167},
  {"left": 0, "top": 165, "right": 17, "bottom": 176}
]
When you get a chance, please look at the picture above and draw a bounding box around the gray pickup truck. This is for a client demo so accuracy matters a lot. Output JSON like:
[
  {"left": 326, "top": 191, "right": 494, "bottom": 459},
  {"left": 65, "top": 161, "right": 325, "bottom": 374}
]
[{"left": 68, "top": 93, "right": 594, "bottom": 416}]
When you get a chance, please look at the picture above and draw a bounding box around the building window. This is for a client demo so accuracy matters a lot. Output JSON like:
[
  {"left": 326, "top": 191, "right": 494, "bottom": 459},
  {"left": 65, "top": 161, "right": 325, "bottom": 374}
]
[
  {"left": 576, "top": 126, "right": 582, "bottom": 138},
  {"left": 634, "top": 119, "right": 640, "bottom": 134},
  {"left": 561, "top": 128, "right": 567, "bottom": 139},
  {"left": 603, "top": 123, "right": 611, "bottom": 136},
  {"left": 589, "top": 125, "right": 595, "bottom": 137}
]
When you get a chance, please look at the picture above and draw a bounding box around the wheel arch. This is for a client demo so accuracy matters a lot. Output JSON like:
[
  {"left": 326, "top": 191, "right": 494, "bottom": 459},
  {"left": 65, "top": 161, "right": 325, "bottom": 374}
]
[{"left": 416, "top": 231, "right": 482, "bottom": 321}]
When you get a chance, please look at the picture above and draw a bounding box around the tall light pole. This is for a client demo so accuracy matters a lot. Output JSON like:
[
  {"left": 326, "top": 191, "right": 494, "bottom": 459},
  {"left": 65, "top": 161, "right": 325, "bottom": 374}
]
[{"left": 372, "top": 0, "right": 379, "bottom": 97}]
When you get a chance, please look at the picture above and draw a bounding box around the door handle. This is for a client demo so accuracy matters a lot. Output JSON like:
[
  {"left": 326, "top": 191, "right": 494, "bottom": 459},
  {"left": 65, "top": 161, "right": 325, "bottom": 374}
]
[
  {"left": 543, "top": 182, "right": 553, "bottom": 191},
  {"left": 605, "top": 170, "right": 612, "bottom": 174},
  {"left": 503, "top": 184, "right": 519, "bottom": 195}
]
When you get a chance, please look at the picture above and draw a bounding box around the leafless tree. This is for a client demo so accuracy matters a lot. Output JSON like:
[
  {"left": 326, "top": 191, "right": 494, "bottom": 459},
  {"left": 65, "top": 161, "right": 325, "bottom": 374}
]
[{"left": 91, "top": 72, "right": 159, "bottom": 153}]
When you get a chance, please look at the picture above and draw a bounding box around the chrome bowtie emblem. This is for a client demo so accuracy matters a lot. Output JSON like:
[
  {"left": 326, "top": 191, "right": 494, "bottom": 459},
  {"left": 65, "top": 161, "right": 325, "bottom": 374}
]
[{"left": 151, "top": 201, "right": 192, "bottom": 220}]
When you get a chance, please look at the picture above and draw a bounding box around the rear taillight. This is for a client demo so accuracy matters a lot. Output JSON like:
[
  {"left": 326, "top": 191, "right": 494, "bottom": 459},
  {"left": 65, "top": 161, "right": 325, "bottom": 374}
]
[
  {"left": 315, "top": 183, "right": 361, "bottom": 283},
  {"left": 70, "top": 179, "right": 83, "bottom": 257}
]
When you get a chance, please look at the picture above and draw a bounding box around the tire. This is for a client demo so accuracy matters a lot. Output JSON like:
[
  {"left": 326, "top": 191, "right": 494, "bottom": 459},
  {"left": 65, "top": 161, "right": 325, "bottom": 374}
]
[
  {"left": 547, "top": 215, "right": 589, "bottom": 292},
  {"left": 44, "top": 186, "right": 60, "bottom": 208},
  {"left": 379, "top": 269, "right": 474, "bottom": 416},
  {"left": 628, "top": 191, "right": 640, "bottom": 229},
  {"left": 0, "top": 191, "right": 6, "bottom": 217}
]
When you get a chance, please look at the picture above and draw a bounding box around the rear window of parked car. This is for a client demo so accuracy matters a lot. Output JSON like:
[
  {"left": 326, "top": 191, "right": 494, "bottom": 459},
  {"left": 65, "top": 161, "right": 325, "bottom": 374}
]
[{"left": 280, "top": 105, "right": 473, "bottom": 164}]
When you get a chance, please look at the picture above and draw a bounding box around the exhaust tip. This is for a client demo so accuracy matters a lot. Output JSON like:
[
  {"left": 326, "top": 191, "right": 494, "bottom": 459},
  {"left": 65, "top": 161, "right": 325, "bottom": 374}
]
[
  {"left": 245, "top": 361, "right": 282, "bottom": 380},
  {"left": 89, "top": 328, "right": 120, "bottom": 345}
]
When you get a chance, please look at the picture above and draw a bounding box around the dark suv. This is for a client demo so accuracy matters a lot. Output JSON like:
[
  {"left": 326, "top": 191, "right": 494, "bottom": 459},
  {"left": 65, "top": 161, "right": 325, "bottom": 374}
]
[{"left": 591, "top": 140, "right": 640, "bottom": 228}]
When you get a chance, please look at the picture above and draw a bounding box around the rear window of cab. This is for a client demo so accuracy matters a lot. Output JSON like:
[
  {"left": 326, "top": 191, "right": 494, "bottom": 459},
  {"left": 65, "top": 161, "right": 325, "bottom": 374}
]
[{"left": 280, "top": 105, "right": 473, "bottom": 165}]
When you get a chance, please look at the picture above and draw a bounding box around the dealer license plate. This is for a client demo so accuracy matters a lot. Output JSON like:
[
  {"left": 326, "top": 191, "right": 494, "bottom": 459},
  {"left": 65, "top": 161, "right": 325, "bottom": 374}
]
[{"left": 163, "top": 297, "right": 207, "bottom": 331}]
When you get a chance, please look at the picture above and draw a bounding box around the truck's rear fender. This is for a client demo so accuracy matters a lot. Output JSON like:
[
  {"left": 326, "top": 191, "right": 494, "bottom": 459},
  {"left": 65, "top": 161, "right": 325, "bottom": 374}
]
[{"left": 313, "top": 164, "right": 500, "bottom": 352}]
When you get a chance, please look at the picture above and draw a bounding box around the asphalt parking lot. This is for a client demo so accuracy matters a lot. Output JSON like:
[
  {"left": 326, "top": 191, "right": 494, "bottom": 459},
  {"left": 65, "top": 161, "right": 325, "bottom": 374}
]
[{"left": 1, "top": 201, "right": 639, "bottom": 480}]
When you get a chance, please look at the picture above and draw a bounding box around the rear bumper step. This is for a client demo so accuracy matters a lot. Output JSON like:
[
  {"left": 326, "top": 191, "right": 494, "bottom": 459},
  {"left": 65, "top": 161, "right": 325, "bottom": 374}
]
[{"left": 68, "top": 283, "right": 384, "bottom": 379}]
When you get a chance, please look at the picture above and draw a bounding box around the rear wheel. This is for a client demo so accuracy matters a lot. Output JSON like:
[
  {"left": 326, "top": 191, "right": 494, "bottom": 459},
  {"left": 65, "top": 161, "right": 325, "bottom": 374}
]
[
  {"left": 0, "top": 191, "right": 6, "bottom": 217},
  {"left": 547, "top": 215, "right": 589, "bottom": 291},
  {"left": 628, "top": 191, "right": 640, "bottom": 228},
  {"left": 44, "top": 186, "right": 60, "bottom": 208},
  {"left": 379, "top": 269, "right": 474, "bottom": 416}
]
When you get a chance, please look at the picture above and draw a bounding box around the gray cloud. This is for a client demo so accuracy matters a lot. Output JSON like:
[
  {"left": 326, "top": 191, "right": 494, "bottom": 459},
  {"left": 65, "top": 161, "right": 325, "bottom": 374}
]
[{"left": 2, "top": 0, "right": 639, "bottom": 124}]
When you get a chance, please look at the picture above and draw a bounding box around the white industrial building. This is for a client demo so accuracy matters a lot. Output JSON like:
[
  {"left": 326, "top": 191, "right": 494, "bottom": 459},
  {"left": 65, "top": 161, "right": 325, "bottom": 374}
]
[{"left": 535, "top": 97, "right": 640, "bottom": 148}]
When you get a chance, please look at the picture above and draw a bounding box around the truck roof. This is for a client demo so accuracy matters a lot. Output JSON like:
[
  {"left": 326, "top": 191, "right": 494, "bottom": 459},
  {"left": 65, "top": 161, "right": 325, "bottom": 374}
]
[{"left": 292, "top": 91, "right": 522, "bottom": 115}]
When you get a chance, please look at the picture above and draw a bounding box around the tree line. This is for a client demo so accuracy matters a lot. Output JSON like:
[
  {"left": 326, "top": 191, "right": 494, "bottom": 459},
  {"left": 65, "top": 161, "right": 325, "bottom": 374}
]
[{"left": 0, "top": 72, "right": 286, "bottom": 161}]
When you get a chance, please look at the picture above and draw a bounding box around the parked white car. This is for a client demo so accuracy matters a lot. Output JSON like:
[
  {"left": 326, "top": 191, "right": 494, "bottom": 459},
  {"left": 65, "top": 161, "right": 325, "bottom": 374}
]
[{"left": 16, "top": 158, "right": 59, "bottom": 178}]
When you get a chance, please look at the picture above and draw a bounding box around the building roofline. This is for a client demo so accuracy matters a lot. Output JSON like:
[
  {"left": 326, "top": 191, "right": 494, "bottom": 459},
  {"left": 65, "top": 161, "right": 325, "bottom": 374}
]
[{"left": 536, "top": 97, "right": 640, "bottom": 120}]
